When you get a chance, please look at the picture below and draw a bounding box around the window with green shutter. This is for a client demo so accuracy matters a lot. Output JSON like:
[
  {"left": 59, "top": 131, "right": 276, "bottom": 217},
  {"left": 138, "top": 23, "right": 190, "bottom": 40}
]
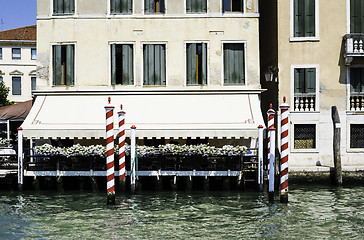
[
  {"left": 110, "top": 0, "right": 132, "bottom": 14},
  {"left": 351, "top": 0, "right": 364, "bottom": 33},
  {"left": 186, "top": 43, "right": 207, "bottom": 85},
  {"left": 186, "top": 0, "right": 207, "bottom": 13},
  {"left": 31, "top": 77, "right": 36, "bottom": 91},
  {"left": 143, "top": 44, "right": 166, "bottom": 86},
  {"left": 294, "top": 68, "right": 316, "bottom": 94},
  {"left": 111, "top": 44, "right": 134, "bottom": 85},
  {"left": 53, "top": 45, "right": 74, "bottom": 86},
  {"left": 145, "top": 0, "right": 165, "bottom": 13},
  {"left": 223, "top": 43, "right": 245, "bottom": 84},
  {"left": 53, "top": 0, "right": 75, "bottom": 15},
  {"left": 293, "top": 0, "right": 315, "bottom": 37},
  {"left": 350, "top": 68, "right": 364, "bottom": 93},
  {"left": 222, "top": 0, "right": 243, "bottom": 13}
]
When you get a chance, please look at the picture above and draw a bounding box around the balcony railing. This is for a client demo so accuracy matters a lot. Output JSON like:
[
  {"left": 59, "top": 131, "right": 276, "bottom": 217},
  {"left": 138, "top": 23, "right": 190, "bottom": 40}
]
[
  {"left": 344, "top": 34, "right": 364, "bottom": 64},
  {"left": 294, "top": 93, "right": 316, "bottom": 112},
  {"left": 350, "top": 93, "right": 364, "bottom": 111}
]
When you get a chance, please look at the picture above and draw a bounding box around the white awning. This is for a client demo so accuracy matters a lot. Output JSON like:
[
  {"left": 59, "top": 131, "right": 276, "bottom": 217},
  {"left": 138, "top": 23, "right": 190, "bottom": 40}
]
[{"left": 21, "top": 91, "right": 265, "bottom": 139}]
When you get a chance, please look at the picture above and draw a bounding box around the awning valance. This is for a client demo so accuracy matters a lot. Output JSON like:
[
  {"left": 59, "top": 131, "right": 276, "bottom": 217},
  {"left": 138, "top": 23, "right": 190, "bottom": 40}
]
[{"left": 21, "top": 91, "right": 265, "bottom": 139}]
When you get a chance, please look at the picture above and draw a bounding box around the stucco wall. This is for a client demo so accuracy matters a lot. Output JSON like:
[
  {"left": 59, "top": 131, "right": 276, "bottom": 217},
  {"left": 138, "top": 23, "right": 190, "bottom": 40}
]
[{"left": 36, "top": 16, "right": 260, "bottom": 90}]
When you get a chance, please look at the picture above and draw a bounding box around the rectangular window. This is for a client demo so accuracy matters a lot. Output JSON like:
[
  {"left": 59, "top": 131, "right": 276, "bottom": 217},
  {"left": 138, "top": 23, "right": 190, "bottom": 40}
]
[
  {"left": 223, "top": 43, "right": 245, "bottom": 84},
  {"left": 223, "top": 0, "right": 243, "bottom": 13},
  {"left": 111, "top": 44, "right": 134, "bottom": 85},
  {"left": 349, "top": 68, "right": 364, "bottom": 111},
  {"left": 31, "top": 48, "right": 37, "bottom": 60},
  {"left": 293, "top": 0, "right": 315, "bottom": 37},
  {"left": 53, "top": 45, "right": 75, "bottom": 86},
  {"left": 145, "top": 0, "right": 165, "bottom": 13},
  {"left": 31, "top": 77, "right": 36, "bottom": 91},
  {"left": 0, "top": 48, "right": 2, "bottom": 60},
  {"left": 12, "top": 77, "right": 21, "bottom": 95},
  {"left": 12, "top": 48, "right": 21, "bottom": 60},
  {"left": 186, "top": 0, "right": 207, "bottom": 13},
  {"left": 143, "top": 44, "right": 166, "bottom": 85},
  {"left": 294, "top": 124, "right": 316, "bottom": 149},
  {"left": 293, "top": 68, "right": 316, "bottom": 111},
  {"left": 53, "top": 0, "right": 75, "bottom": 14},
  {"left": 350, "top": 124, "right": 364, "bottom": 148},
  {"left": 351, "top": 0, "right": 364, "bottom": 33},
  {"left": 110, "top": 0, "right": 132, "bottom": 14},
  {"left": 186, "top": 43, "right": 207, "bottom": 85}
]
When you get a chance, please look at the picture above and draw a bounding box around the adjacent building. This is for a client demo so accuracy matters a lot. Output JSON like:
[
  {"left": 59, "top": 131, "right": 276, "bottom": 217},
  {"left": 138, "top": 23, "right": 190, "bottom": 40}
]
[
  {"left": 22, "top": 0, "right": 265, "bottom": 147},
  {"left": 261, "top": 0, "right": 364, "bottom": 172},
  {"left": 0, "top": 25, "right": 37, "bottom": 103}
]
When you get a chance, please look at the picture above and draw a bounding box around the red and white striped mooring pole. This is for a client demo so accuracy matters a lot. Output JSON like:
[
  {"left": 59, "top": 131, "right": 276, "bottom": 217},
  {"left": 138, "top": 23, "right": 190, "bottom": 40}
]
[
  {"left": 267, "top": 104, "right": 276, "bottom": 181},
  {"left": 118, "top": 105, "right": 126, "bottom": 189},
  {"left": 280, "top": 97, "right": 290, "bottom": 203},
  {"left": 105, "top": 97, "right": 115, "bottom": 205}
]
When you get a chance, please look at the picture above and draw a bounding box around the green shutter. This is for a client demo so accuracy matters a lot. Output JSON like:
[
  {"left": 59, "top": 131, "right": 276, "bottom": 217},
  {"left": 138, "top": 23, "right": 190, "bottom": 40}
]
[
  {"left": 111, "top": 0, "right": 116, "bottom": 13},
  {"left": 69, "top": 0, "right": 75, "bottom": 13},
  {"left": 53, "top": 45, "right": 62, "bottom": 85},
  {"left": 186, "top": 43, "right": 196, "bottom": 85},
  {"left": 186, "top": 0, "right": 191, "bottom": 12},
  {"left": 201, "top": 43, "right": 207, "bottom": 85},
  {"left": 350, "top": 0, "right": 364, "bottom": 33},
  {"left": 294, "top": 69, "right": 303, "bottom": 93},
  {"left": 202, "top": 0, "right": 207, "bottom": 12},
  {"left": 294, "top": 0, "right": 303, "bottom": 37},
  {"left": 145, "top": 0, "right": 152, "bottom": 13},
  {"left": 111, "top": 44, "right": 116, "bottom": 85},
  {"left": 305, "top": 0, "right": 315, "bottom": 37},
  {"left": 305, "top": 68, "right": 316, "bottom": 93},
  {"left": 160, "top": 45, "right": 166, "bottom": 85},
  {"left": 64, "top": 0, "right": 70, "bottom": 13},
  {"left": 127, "top": 0, "right": 132, "bottom": 13},
  {"left": 65, "top": 45, "right": 74, "bottom": 86},
  {"left": 154, "top": 45, "right": 161, "bottom": 85},
  {"left": 122, "top": 44, "right": 133, "bottom": 85},
  {"left": 223, "top": 45, "right": 230, "bottom": 83}
]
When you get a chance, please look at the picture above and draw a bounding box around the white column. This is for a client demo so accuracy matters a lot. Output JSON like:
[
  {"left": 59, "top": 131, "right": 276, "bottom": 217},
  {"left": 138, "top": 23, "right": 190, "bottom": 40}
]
[
  {"left": 130, "top": 125, "right": 136, "bottom": 192},
  {"left": 268, "top": 127, "right": 276, "bottom": 202},
  {"left": 258, "top": 125, "right": 264, "bottom": 192},
  {"left": 17, "top": 127, "right": 23, "bottom": 190}
]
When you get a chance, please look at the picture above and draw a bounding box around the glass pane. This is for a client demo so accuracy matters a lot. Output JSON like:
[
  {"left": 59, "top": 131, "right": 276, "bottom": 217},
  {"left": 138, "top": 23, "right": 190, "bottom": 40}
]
[
  {"left": 0, "top": 48, "right": 2, "bottom": 59},
  {"left": 31, "top": 49, "right": 37, "bottom": 60},
  {"left": 12, "top": 77, "right": 21, "bottom": 95},
  {"left": 31, "top": 77, "right": 36, "bottom": 91},
  {"left": 223, "top": 43, "right": 244, "bottom": 84},
  {"left": 12, "top": 48, "right": 21, "bottom": 60}
]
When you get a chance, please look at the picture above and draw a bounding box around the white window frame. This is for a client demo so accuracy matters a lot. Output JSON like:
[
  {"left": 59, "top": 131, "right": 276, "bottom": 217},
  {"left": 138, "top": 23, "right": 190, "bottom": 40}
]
[
  {"left": 142, "top": 0, "right": 167, "bottom": 15},
  {"left": 12, "top": 48, "right": 21, "bottom": 60},
  {"left": 107, "top": 0, "right": 134, "bottom": 16},
  {"left": 290, "top": 122, "right": 319, "bottom": 153},
  {"left": 50, "top": 42, "right": 77, "bottom": 87},
  {"left": 221, "top": 0, "right": 245, "bottom": 15},
  {"left": 141, "top": 42, "right": 168, "bottom": 87},
  {"left": 109, "top": 41, "right": 136, "bottom": 86},
  {"left": 347, "top": 119, "right": 364, "bottom": 152},
  {"left": 184, "top": 0, "right": 209, "bottom": 15},
  {"left": 290, "top": 0, "right": 320, "bottom": 41},
  {"left": 184, "top": 41, "right": 209, "bottom": 87},
  {"left": 221, "top": 41, "right": 247, "bottom": 86},
  {"left": 31, "top": 48, "right": 37, "bottom": 60},
  {"left": 50, "top": 0, "right": 77, "bottom": 17},
  {"left": 11, "top": 76, "right": 22, "bottom": 96},
  {"left": 290, "top": 64, "right": 320, "bottom": 112}
]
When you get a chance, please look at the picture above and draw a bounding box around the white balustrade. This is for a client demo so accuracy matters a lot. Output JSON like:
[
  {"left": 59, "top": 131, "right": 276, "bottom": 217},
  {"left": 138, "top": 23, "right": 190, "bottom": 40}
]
[
  {"left": 294, "top": 95, "right": 316, "bottom": 112},
  {"left": 350, "top": 95, "right": 364, "bottom": 111}
]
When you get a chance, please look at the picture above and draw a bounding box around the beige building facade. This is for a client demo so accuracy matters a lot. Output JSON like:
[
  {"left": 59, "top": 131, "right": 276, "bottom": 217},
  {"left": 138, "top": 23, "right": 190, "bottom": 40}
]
[
  {"left": 27, "top": 0, "right": 265, "bottom": 146},
  {"left": 274, "top": 0, "right": 364, "bottom": 171}
]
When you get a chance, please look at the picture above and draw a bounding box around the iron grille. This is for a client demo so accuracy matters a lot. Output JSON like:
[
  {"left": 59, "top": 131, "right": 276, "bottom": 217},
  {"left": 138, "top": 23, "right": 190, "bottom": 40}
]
[
  {"left": 350, "top": 124, "right": 364, "bottom": 148},
  {"left": 294, "top": 124, "right": 316, "bottom": 149}
]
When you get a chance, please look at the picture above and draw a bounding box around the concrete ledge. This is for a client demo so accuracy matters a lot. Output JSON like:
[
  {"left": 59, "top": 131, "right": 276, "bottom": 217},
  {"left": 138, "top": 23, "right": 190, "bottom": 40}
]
[{"left": 289, "top": 171, "right": 364, "bottom": 185}]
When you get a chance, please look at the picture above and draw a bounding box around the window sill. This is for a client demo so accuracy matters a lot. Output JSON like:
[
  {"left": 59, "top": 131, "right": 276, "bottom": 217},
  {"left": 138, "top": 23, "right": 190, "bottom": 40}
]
[
  {"left": 291, "top": 148, "right": 319, "bottom": 153},
  {"left": 346, "top": 111, "right": 364, "bottom": 115},
  {"left": 291, "top": 111, "right": 320, "bottom": 114},
  {"left": 347, "top": 148, "right": 364, "bottom": 153},
  {"left": 290, "top": 37, "right": 320, "bottom": 42}
]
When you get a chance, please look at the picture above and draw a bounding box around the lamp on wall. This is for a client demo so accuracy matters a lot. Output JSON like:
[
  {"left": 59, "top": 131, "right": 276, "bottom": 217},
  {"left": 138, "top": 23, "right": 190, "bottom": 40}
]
[{"left": 264, "top": 66, "right": 279, "bottom": 82}]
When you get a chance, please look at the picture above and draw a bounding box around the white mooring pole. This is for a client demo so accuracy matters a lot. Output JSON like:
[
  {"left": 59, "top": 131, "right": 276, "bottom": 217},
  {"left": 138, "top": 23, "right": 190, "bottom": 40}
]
[
  {"left": 257, "top": 125, "right": 264, "bottom": 192},
  {"left": 268, "top": 127, "right": 276, "bottom": 202},
  {"left": 17, "top": 127, "right": 23, "bottom": 191},
  {"left": 130, "top": 125, "right": 136, "bottom": 192}
]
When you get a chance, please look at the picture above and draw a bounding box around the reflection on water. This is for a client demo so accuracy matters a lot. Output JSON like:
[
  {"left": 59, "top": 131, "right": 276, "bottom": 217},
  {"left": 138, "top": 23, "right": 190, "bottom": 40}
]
[{"left": 1, "top": 186, "right": 364, "bottom": 239}]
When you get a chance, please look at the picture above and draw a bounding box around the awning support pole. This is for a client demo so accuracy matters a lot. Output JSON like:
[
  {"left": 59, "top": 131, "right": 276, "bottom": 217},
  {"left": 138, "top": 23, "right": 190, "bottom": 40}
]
[
  {"left": 280, "top": 97, "right": 290, "bottom": 203},
  {"left": 118, "top": 105, "right": 126, "bottom": 186},
  {"left": 17, "top": 127, "right": 23, "bottom": 191},
  {"left": 257, "top": 125, "right": 264, "bottom": 192},
  {"left": 268, "top": 127, "right": 276, "bottom": 202},
  {"left": 105, "top": 97, "right": 115, "bottom": 205},
  {"left": 7, "top": 120, "right": 10, "bottom": 141},
  {"left": 130, "top": 125, "right": 137, "bottom": 193}
]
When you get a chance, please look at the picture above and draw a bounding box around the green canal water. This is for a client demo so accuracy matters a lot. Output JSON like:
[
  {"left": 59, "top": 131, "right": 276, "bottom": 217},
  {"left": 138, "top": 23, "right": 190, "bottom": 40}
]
[{"left": 1, "top": 185, "right": 364, "bottom": 239}]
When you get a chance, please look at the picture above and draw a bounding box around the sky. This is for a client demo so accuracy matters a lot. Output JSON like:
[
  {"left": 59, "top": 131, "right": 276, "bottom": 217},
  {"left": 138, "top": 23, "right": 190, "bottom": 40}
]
[{"left": 0, "top": 0, "right": 36, "bottom": 31}]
